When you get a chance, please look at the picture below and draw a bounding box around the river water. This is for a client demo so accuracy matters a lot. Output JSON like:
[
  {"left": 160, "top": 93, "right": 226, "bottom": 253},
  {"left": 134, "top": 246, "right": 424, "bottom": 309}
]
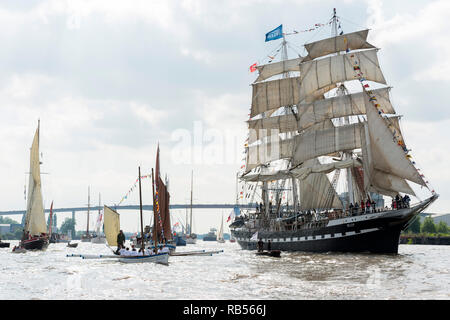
[{"left": 0, "top": 240, "right": 449, "bottom": 300}]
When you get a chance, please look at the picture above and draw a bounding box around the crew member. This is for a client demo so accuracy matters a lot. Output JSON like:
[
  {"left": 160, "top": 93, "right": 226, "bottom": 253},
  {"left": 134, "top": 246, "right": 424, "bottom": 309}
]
[{"left": 117, "top": 230, "right": 125, "bottom": 249}]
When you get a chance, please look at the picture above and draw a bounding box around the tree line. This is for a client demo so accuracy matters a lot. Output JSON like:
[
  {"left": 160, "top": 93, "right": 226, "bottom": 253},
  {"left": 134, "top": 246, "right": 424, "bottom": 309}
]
[{"left": 404, "top": 216, "right": 449, "bottom": 235}]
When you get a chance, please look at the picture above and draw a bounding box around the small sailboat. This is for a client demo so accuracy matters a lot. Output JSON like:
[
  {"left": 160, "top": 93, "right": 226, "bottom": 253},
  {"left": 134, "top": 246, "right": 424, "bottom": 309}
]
[
  {"left": 0, "top": 240, "right": 10, "bottom": 248},
  {"left": 91, "top": 193, "right": 106, "bottom": 244},
  {"left": 81, "top": 187, "right": 92, "bottom": 242},
  {"left": 19, "top": 121, "right": 49, "bottom": 251},
  {"left": 217, "top": 213, "right": 225, "bottom": 243},
  {"left": 185, "top": 170, "right": 197, "bottom": 244},
  {"left": 118, "top": 146, "right": 171, "bottom": 264},
  {"left": 67, "top": 242, "right": 78, "bottom": 248}
]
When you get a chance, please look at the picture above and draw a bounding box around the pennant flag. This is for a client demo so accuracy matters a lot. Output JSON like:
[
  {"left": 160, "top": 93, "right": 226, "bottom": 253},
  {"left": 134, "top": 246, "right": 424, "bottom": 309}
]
[
  {"left": 249, "top": 63, "right": 257, "bottom": 73},
  {"left": 250, "top": 231, "right": 258, "bottom": 241},
  {"left": 265, "top": 24, "right": 283, "bottom": 42}
]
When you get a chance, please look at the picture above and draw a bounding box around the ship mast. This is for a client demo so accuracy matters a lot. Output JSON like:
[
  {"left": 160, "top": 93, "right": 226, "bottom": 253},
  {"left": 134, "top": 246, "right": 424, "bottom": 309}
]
[
  {"left": 331, "top": 8, "right": 355, "bottom": 207},
  {"left": 189, "top": 170, "right": 193, "bottom": 236},
  {"left": 86, "top": 186, "right": 90, "bottom": 237}
]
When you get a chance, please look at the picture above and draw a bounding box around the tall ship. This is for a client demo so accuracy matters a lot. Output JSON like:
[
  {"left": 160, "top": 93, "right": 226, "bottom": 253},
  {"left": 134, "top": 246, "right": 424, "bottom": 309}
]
[
  {"left": 230, "top": 10, "right": 438, "bottom": 254},
  {"left": 20, "top": 121, "right": 49, "bottom": 250}
]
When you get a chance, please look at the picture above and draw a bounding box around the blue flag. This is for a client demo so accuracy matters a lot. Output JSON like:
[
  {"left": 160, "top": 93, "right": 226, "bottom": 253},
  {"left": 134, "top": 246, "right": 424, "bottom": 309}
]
[{"left": 265, "top": 24, "right": 283, "bottom": 42}]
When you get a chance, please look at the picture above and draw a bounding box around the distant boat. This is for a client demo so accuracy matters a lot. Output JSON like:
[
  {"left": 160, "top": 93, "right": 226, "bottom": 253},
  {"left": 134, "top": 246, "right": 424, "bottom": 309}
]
[
  {"left": 0, "top": 240, "right": 10, "bottom": 248},
  {"left": 91, "top": 193, "right": 106, "bottom": 244},
  {"left": 217, "top": 213, "right": 225, "bottom": 243},
  {"left": 19, "top": 121, "right": 49, "bottom": 251},
  {"left": 67, "top": 242, "right": 78, "bottom": 248},
  {"left": 81, "top": 186, "right": 92, "bottom": 242},
  {"left": 203, "top": 228, "right": 217, "bottom": 241},
  {"left": 186, "top": 170, "right": 197, "bottom": 244}
]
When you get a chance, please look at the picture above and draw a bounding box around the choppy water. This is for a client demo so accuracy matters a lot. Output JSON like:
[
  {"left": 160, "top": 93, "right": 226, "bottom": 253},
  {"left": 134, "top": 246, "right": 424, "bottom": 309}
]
[{"left": 0, "top": 240, "right": 449, "bottom": 300}]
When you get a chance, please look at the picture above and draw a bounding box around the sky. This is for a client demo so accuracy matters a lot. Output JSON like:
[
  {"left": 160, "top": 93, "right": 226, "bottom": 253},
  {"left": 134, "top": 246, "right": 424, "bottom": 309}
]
[{"left": 0, "top": 0, "right": 449, "bottom": 234}]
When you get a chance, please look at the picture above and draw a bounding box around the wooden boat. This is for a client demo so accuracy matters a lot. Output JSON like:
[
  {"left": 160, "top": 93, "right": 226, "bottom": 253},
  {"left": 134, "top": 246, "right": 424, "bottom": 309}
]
[
  {"left": 256, "top": 250, "right": 281, "bottom": 258},
  {"left": 0, "top": 241, "right": 10, "bottom": 248},
  {"left": 119, "top": 252, "right": 169, "bottom": 265},
  {"left": 12, "top": 246, "right": 27, "bottom": 253},
  {"left": 20, "top": 121, "right": 49, "bottom": 251}
]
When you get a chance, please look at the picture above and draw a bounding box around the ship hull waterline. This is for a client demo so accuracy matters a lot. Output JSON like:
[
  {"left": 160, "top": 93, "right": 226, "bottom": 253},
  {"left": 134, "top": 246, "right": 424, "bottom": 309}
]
[{"left": 232, "top": 195, "right": 437, "bottom": 254}]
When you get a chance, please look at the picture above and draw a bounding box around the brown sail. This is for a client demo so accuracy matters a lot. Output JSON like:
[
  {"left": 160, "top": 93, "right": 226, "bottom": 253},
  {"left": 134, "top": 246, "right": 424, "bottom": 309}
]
[{"left": 154, "top": 145, "right": 172, "bottom": 242}]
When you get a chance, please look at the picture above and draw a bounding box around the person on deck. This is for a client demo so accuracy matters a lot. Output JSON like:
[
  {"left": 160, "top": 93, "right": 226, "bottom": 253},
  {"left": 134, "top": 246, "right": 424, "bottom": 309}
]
[
  {"left": 360, "top": 200, "right": 365, "bottom": 215},
  {"left": 160, "top": 246, "right": 170, "bottom": 254},
  {"left": 257, "top": 238, "right": 264, "bottom": 252},
  {"left": 371, "top": 200, "right": 376, "bottom": 213},
  {"left": 395, "top": 194, "right": 401, "bottom": 210},
  {"left": 349, "top": 203, "right": 354, "bottom": 215},
  {"left": 366, "top": 199, "right": 371, "bottom": 213},
  {"left": 117, "top": 230, "right": 125, "bottom": 249},
  {"left": 267, "top": 240, "right": 272, "bottom": 251}
]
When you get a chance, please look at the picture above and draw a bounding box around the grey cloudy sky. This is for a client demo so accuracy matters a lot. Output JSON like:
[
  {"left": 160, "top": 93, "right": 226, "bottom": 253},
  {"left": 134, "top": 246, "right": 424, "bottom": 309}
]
[{"left": 0, "top": 0, "right": 449, "bottom": 233}]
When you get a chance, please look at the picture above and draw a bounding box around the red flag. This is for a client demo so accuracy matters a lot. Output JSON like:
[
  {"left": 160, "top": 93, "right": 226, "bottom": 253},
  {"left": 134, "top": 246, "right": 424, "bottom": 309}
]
[{"left": 249, "top": 63, "right": 257, "bottom": 73}]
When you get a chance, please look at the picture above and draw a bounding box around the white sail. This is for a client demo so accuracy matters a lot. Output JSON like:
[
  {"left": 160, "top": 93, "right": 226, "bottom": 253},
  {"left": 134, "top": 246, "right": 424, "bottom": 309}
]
[
  {"left": 104, "top": 205, "right": 120, "bottom": 246},
  {"left": 298, "top": 159, "right": 343, "bottom": 210},
  {"left": 255, "top": 57, "right": 303, "bottom": 82},
  {"left": 248, "top": 87, "right": 395, "bottom": 141},
  {"left": 217, "top": 215, "right": 224, "bottom": 241},
  {"left": 245, "top": 136, "right": 295, "bottom": 171},
  {"left": 299, "top": 49, "right": 386, "bottom": 102},
  {"left": 292, "top": 122, "right": 363, "bottom": 165},
  {"left": 251, "top": 76, "right": 300, "bottom": 118},
  {"left": 303, "top": 29, "right": 375, "bottom": 61},
  {"left": 364, "top": 93, "right": 426, "bottom": 187},
  {"left": 24, "top": 124, "right": 47, "bottom": 236}
]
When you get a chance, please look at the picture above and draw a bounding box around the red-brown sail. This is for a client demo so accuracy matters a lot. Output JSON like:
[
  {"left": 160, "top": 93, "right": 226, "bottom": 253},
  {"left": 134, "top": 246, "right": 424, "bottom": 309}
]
[{"left": 154, "top": 145, "right": 172, "bottom": 242}]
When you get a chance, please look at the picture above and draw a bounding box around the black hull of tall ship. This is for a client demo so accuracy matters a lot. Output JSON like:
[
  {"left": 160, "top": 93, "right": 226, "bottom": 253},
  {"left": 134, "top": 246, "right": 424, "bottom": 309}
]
[
  {"left": 21, "top": 238, "right": 49, "bottom": 251},
  {"left": 231, "top": 195, "right": 437, "bottom": 254}
]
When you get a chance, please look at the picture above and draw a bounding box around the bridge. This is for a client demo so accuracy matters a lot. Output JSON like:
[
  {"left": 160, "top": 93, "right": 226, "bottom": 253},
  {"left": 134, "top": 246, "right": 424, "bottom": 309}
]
[{"left": 0, "top": 203, "right": 256, "bottom": 216}]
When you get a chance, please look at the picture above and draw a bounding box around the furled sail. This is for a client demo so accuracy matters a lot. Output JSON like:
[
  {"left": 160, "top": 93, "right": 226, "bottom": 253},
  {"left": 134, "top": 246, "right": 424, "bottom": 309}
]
[
  {"left": 298, "top": 159, "right": 343, "bottom": 210},
  {"left": 241, "top": 168, "right": 292, "bottom": 182},
  {"left": 303, "top": 29, "right": 375, "bottom": 61},
  {"left": 299, "top": 49, "right": 386, "bottom": 102},
  {"left": 104, "top": 205, "right": 120, "bottom": 246},
  {"left": 255, "top": 57, "right": 303, "bottom": 82},
  {"left": 292, "top": 122, "right": 363, "bottom": 165},
  {"left": 24, "top": 125, "right": 47, "bottom": 236},
  {"left": 248, "top": 87, "right": 394, "bottom": 141},
  {"left": 291, "top": 158, "right": 362, "bottom": 180}
]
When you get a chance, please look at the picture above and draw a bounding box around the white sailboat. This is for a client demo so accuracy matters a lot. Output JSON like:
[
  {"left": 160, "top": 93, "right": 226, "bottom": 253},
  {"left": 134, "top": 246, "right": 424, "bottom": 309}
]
[
  {"left": 81, "top": 186, "right": 92, "bottom": 242},
  {"left": 17, "top": 121, "right": 49, "bottom": 251},
  {"left": 217, "top": 213, "right": 225, "bottom": 243},
  {"left": 91, "top": 193, "right": 106, "bottom": 244}
]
